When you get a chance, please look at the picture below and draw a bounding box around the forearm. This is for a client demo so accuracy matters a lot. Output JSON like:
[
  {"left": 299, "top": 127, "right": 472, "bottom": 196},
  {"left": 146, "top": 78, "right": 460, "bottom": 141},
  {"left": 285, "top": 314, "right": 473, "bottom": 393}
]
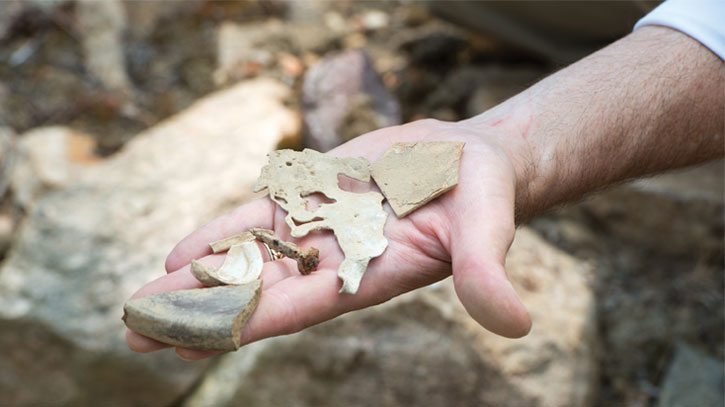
[{"left": 466, "top": 26, "right": 724, "bottom": 221}]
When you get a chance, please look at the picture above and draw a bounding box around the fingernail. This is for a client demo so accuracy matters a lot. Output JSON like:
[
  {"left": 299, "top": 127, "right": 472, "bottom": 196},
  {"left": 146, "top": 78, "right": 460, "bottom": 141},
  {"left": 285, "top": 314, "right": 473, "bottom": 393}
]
[{"left": 175, "top": 349, "right": 194, "bottom": 362}]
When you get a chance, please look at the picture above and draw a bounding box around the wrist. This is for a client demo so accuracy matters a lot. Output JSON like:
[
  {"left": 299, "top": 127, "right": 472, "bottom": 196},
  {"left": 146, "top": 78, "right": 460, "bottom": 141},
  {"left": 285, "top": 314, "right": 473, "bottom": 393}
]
[{"left": 461, "top": 99, "right": 543, "bottom": 223}]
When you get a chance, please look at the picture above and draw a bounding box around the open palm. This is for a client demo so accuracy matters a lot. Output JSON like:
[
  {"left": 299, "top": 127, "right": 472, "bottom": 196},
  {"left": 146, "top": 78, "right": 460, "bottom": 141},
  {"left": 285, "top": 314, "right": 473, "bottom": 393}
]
[{"left": 126, "top": 119, "right": 531, "bottom": 360}]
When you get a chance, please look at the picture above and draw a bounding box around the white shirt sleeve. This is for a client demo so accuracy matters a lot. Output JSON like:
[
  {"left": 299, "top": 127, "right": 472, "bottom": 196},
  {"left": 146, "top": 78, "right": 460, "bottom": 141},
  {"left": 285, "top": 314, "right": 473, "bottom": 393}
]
[{"left": 635, "top": 0, "right": 725, "bottom": 60}]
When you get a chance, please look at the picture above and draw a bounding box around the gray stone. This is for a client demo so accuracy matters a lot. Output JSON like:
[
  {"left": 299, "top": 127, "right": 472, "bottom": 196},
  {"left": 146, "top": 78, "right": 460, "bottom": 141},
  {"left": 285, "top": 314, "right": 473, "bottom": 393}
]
[
  {"left": 465, "top": 66, "right": 544, "bottom": 115},
  {"left": 0, "top": 213, "right": 12, "bottom": 256},
  {"left": 0, "top": 127, "right": 15, "bottom": 199},
  {"left": 302, "top": 49, "right": 401, "bottom": 152},
  {"left": 658, "top": 344, "right": 724, "bottom": 407},
  {"left": 123, "top": 0, "right": 205, "bottom": 39},
  {"left": 529, "top": 160, "right": 724, "bottom": 404},
  {"left": 415, "top": 65, "right": 543, "bottom": 118},
  {"left": 184, "top": 227, "right": 597, "bottom": 407},
  {"left": 9, "top": 127, "right": 98, "bottom": 209},
  {"left": 214, "top": 21, "right": 282, "bottom": 85},
  {"left": 582, "top": 161, "right": 724, "bottom": 256},
  {"left": 76, "top": 0, "right": 131, "bottom": 92},
  {"left": 0, "top": 79, "right": 299, "bottom": 406},
  {"left": 428, "top": 1, "right": 652, "bottom": 64}
]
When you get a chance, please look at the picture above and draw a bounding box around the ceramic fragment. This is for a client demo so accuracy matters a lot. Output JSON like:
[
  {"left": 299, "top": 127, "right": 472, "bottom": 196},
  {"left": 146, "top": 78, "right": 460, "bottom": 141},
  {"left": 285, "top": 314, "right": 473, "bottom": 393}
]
[
  {"left": 122, "top": 281, "right": 262, "bottom": 351},
  {"left": 191, "top": 241, "right": 264, "bottom": 286},
  {"left": 371, "top": 141, "right": 464, "bottom": 217},
  {"left": 253, "top": 149, "right": 388, "bottom": 294},
  {"left": 190, "top": 260, "right": 224, "bottom": 287}
]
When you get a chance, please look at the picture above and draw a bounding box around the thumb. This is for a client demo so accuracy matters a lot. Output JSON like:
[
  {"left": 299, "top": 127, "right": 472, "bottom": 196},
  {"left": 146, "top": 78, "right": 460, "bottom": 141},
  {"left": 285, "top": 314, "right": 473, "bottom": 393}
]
[{"left": 448, "top": 175, "right": 531, "bottom": 338}]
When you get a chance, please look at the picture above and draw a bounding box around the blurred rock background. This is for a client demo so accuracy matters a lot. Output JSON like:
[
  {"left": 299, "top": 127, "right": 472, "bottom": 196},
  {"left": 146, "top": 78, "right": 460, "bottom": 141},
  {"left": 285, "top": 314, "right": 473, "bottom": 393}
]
[{"left": 0, "top": 1, "right": 721, "bottom": 406}]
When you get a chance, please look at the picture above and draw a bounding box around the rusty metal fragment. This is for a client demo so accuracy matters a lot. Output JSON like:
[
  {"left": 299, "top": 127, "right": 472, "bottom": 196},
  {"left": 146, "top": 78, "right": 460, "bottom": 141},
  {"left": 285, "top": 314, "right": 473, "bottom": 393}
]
[{"left": 249, "top": 228, "right": 319, "bottom": 274}]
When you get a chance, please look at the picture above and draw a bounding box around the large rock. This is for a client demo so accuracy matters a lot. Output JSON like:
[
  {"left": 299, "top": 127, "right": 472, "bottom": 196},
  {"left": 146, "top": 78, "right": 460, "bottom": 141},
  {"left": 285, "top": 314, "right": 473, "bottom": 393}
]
[
  {"left": 302, "top": 49, "right": 401, "bottom": 151},
  {"left": 0, "top": 127, "right": 14, "bottom": 199},
  {"left": 658, "top": 343, "right": 724, "bottom": 407},
  {"left": 0, "top": 79, "right": 299, "bottom": 406},
  {"left": 464, "top": 66, "right": 544, "bottom": 115},
  {"left": 184, "top": 228, "right": 597, "bottom": 407},
  {"left": 530, "top": 161, "right": 724, "bottom": 404},
  {"left": 534, "top": 160, "right": 724, "bottom": 258},
  {"left": 76, "top": 0, "right": 131, "bottom": 92},
  {"left": 214, "top": 21, "right": 336, "bottom": 86},
  {"left": 10, "top": 126, "right": 99, "bottom": 209}
]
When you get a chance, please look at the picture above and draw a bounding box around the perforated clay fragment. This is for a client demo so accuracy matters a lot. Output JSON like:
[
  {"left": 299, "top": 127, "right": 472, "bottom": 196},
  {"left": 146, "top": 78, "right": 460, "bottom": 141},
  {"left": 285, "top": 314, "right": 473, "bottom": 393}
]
[{"left": 253, "top": 148, "right": 388, "bottom": 294}]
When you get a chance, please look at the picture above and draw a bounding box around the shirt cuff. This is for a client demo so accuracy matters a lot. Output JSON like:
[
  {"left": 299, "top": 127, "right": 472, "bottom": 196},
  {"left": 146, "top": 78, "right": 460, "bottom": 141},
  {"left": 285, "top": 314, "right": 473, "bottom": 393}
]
[{"left": 635, "top": 0, "right": 725, "bottom": 60}]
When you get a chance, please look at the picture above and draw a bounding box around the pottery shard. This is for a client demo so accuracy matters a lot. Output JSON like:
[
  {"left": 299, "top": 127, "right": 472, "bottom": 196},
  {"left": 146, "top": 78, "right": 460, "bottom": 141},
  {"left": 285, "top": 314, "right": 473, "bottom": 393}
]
[
  {"left": 191, "top": 241, "right": 264, "bottom": 287},
  {"left": 371, "top": 141, "right": 464, "bottom": 218},
  {"left": 123, "top": 281, "right": 261, "bottom": 351},
  {"left": 253, "top": 149, "right": 388, "bottom": 294}
]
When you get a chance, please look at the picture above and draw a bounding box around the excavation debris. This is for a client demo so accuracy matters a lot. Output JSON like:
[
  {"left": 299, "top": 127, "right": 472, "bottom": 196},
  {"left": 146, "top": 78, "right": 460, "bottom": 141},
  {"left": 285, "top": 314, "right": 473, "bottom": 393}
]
[
  {"left": 250, "top": 228, "right": 320, "bottom": 274},
  {"left": 123, "top": 281, "right": 261, "bottom": 351},
  {"left": 254, "top": 149, "right": 388, "bottom": 294},
  {"left": 371, "top": 141, "right": 464, "bottom": 217},
  {"left": 191, "top": 241, "right": 263, "bottom": 286}
]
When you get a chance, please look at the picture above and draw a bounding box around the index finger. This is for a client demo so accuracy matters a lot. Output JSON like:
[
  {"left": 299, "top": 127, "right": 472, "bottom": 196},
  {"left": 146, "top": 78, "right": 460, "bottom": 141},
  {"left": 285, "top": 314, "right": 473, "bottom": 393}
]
[{"left": 164, "top": 198, "right": 275, "bottom": 272}]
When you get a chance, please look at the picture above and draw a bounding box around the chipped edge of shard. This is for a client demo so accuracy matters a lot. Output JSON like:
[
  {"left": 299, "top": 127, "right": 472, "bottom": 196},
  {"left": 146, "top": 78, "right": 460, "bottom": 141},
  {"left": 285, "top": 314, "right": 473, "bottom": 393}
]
[{"left": 371, "top": 141, "right": 464, "bottom": 218}]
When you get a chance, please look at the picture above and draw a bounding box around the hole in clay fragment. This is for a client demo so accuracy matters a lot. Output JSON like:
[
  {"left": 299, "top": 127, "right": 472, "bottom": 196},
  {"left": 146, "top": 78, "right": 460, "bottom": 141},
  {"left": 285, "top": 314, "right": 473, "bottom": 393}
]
[
  {"left": 291, "top": 216, "right": 325, "bottom": 227},
  {"left": 286, "top": 161, "right": 292, "bottom": 166},
  {"left": 337, "top": 174, "right": 370, "bottom": 193},
  {"left": 301, "top": 192, "right": 336, "bottom": 211},
  {"left": 274, "top": 195, "right": 288, "bottom": 204}
]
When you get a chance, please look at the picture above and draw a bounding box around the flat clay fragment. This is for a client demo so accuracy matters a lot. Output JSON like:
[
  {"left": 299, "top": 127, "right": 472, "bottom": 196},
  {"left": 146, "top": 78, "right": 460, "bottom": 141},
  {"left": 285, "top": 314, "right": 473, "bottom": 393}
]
[
  {"left": 122, "top": 281, "right": 261, "bottom": 351},
  {"left": 253, "top": 148, "right": 388, "bottom": 294},
  {"left": 371, "top": 141, "right": 464, "bottom": 218},
  {"left": 191, "top": 241, "right": 264, "bottom": 286}
]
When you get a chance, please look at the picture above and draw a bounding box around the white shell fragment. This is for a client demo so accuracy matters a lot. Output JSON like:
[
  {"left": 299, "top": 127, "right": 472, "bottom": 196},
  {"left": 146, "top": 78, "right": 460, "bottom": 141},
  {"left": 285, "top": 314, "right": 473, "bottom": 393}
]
[
  {"left": 191, "top": 241, "right": 264, "bottom": 286},
  {"left": 253, "top": 148, "right": 388, "bottom": 294},
  {"left": 371, "top": 141, "right": 464, "bottom": 218}
]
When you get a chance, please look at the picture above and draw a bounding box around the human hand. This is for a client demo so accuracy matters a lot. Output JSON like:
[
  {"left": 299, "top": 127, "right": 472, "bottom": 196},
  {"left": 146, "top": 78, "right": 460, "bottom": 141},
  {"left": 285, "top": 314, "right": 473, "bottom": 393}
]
[{"left": 125, "top": 118, "right": 532, "bottom": 360}]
